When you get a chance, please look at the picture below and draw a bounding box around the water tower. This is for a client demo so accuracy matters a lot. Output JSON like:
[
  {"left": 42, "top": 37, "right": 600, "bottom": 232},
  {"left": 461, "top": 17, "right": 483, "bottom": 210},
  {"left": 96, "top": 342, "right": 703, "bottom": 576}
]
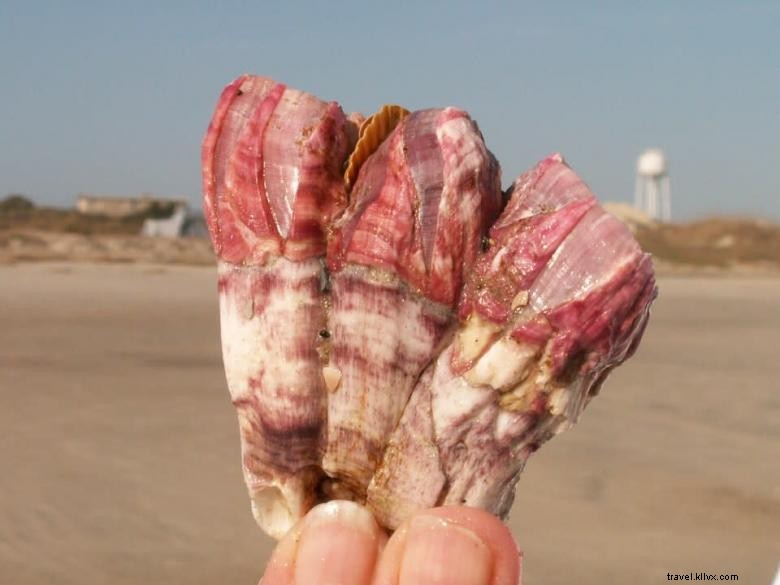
[{"left": 634, "top": 148, "right": 671, "bottom": 222}]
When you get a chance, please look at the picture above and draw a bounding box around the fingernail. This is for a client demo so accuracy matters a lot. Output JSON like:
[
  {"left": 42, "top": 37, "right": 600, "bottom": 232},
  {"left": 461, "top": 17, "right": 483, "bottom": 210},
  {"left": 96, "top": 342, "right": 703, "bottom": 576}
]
[
  {"left": 293, "top": 500, "right": 382, "bottom": 585},
  {"left": 399, "top": 515, "right": 493, "bottom": 585}
]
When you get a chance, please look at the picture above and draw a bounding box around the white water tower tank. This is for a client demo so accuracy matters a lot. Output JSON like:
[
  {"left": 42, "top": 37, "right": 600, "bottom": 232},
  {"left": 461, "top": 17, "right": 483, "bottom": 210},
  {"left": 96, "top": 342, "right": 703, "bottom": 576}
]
[
  {"left": 638, "top": 149, "right": 667, "bottom": 177},
  {"left": 635, "top": 148, "right": 671, "bottom": 221}
]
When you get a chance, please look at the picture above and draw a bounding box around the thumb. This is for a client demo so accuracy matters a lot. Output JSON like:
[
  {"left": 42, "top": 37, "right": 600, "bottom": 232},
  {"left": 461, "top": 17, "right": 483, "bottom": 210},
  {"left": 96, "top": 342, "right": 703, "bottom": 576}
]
[
  {"left": 261, "top": 500, "right": 387, "bottom": 585},
  {"left": 371, "top": 506, "right": 522, "bottom": 585}
]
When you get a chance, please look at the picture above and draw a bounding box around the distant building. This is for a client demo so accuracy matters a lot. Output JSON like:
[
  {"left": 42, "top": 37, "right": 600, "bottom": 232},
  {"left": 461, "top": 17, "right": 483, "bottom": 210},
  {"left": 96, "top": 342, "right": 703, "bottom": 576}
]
[
  {"left": 140, "top": 206, "right": 209, "bottom": 238},
  {"left": 75, "top": 194, "right": 186, "bottom": 218},
  {"left": 75, "top": 193, "right": 207, "bottom": 238},
  {"left": 140, "top": 204, "right": 188, "bottom": 237}
]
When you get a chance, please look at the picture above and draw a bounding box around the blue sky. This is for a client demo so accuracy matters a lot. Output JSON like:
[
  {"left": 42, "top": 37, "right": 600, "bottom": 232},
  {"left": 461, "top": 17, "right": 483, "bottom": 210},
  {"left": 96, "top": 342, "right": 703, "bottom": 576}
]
[{"left": 1, "top": 1, "right": 778, "bottom": 220}]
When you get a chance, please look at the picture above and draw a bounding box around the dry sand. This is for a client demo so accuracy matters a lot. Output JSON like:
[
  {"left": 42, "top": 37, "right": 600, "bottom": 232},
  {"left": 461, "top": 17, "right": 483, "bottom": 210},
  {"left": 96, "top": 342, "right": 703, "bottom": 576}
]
[{"left": 1, "top": 263, "right": 778, "bottom": 585}]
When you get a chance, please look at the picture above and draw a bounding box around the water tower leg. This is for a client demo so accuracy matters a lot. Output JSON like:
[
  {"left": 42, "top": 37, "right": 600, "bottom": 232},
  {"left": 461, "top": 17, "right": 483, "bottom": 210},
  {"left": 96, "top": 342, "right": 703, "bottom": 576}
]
[
  {"left": 661, "top": 175, "right": 671, "bottom": 222},
  {"left": 649, "top": 179, "right": 659, "bottom": 220}
]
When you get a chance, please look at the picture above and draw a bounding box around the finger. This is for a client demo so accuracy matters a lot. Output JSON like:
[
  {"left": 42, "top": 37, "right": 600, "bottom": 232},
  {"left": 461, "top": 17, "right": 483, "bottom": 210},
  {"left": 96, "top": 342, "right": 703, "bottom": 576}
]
[
  {"left": 372, "top": 506, "right": 521, "bottom": 585},
  {"left": 260, "top": 500, "right": 388, "bottom": 585},
  {"left": 260, "top": 521, "right": 301, "bottom": 585}
]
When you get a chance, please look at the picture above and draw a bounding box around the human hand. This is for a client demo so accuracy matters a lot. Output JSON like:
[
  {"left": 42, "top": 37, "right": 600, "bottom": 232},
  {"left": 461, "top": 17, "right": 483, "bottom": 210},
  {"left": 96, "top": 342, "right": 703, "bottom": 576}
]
[{"left": 260, "top": 500, "right": 521, "bottom": 585}]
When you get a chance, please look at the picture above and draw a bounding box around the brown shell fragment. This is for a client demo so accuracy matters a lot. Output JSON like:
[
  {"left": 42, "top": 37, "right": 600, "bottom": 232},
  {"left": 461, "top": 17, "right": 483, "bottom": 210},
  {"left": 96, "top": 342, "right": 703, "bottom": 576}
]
[{"left": 344, "top": 104, "right": 410, "bottom": 190}]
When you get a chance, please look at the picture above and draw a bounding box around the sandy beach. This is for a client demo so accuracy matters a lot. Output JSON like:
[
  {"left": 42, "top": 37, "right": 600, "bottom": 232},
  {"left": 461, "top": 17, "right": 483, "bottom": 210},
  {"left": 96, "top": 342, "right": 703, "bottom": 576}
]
[{"left": 1, "top": 262, "right": 778, "bottom": 585}]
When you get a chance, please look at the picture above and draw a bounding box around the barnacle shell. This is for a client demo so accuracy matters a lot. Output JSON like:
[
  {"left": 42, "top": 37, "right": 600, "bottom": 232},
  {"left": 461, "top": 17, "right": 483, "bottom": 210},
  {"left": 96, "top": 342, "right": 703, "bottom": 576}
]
[{"left": 203, "top": 76, "right": 657, "bottom": 540}]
